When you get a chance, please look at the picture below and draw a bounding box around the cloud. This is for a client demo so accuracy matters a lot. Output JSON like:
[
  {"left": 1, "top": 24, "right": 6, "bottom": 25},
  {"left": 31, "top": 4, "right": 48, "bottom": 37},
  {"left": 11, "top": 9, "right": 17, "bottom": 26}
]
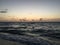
[
  {"left": 0, "top": 11, "right": 7, "bottom": 13},
  {"left": 0, "top": 9, "right": 8, "bottom": 13}
]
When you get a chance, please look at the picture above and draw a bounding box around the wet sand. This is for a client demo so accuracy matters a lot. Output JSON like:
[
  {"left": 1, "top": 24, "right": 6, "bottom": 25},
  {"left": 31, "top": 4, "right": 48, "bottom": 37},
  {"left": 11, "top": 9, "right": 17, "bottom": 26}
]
[{"left": 0, "top": 38, "right": 25, "bottom": 45}]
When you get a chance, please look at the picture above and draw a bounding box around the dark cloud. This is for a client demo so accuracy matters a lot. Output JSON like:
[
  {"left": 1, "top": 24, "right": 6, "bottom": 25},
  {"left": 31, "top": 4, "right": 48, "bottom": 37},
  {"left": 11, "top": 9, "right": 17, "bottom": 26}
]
[
  {"left": 0, "top": 11, "right": 7, "bottom": 13},
  {"left": 0, "top": 9, "right": 8, "bottom": 13}
]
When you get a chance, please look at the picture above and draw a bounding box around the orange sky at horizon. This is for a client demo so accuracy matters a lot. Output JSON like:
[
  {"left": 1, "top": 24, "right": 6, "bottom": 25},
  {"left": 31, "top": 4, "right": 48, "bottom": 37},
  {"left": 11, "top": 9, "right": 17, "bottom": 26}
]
[{"left": 0, "top": 14, "right": 60, "bottom": 22}]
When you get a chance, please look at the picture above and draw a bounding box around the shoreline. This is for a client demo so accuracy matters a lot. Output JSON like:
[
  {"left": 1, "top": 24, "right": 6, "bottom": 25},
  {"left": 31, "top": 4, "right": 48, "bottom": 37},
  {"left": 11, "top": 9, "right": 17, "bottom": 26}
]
[{"left": 0, "top": 38, "right": 25, "bottom": 45}]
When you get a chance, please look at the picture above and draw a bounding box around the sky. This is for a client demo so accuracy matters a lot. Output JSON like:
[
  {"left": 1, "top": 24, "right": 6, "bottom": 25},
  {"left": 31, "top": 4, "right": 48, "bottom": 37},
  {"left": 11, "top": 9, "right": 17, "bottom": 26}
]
[{"left": 0, "top": 0, "right": 60, "bottom": 22}]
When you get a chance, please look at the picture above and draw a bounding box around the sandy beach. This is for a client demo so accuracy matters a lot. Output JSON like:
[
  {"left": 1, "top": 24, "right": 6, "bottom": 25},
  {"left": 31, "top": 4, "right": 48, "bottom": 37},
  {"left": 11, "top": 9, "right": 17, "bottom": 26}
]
[{"left": 0, "top": 38, "right": 25, "bottom": 45}]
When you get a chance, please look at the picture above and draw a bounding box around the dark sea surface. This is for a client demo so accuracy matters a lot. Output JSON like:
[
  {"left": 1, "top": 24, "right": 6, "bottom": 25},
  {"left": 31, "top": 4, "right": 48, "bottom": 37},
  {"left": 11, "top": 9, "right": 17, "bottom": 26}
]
[{"left": 0, "top": 22, "right": 60, "bottom": 45}]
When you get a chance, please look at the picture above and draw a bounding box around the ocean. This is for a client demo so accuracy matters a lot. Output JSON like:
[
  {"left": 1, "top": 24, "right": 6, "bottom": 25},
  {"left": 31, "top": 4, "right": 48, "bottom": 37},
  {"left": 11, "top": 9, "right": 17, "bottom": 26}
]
[{"left": 0, "top": 22, "right": 60, "bottom": 45}]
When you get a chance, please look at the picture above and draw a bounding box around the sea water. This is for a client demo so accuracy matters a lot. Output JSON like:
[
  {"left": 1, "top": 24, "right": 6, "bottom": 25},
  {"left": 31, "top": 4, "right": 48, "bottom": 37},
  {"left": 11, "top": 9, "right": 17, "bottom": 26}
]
[{"left": 0, "top": 22, "right": 60, "bottom": 45}]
